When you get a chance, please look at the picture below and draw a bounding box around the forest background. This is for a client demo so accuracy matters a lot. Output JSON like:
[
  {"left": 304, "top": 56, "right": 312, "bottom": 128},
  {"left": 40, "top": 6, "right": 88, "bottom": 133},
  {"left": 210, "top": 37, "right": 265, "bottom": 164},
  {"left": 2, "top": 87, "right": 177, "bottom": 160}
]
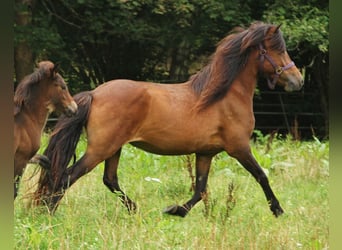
[{"left": 14, "top": 0, "right": 329, "bottom": 138}]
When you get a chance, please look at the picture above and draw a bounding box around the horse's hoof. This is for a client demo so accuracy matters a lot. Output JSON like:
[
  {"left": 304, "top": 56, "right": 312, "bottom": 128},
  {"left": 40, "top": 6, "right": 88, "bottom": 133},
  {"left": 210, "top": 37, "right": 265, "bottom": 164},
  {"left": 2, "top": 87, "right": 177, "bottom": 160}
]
[
  {"left": 163, "top": 204, "right": 188, "bottom": 217},
  {"left": 272, "top": 206, "right": 284, "bottom": 217},
  {"left": 127, "top": 202, "right": 137, "bottom": 214},
  {"left": 163, "top": 205, "right": 178, "bottom": 214}
]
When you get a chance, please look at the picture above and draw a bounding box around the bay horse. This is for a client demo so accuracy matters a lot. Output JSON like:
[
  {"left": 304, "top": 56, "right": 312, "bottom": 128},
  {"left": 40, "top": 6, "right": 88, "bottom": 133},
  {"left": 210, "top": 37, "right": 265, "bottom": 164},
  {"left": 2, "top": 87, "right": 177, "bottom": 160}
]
[
  {"left": 14, "top": 61, "right": 78, "bottom": 199},
  {"left": 36, "top": 22, "right": 303, "bottom": 217}
]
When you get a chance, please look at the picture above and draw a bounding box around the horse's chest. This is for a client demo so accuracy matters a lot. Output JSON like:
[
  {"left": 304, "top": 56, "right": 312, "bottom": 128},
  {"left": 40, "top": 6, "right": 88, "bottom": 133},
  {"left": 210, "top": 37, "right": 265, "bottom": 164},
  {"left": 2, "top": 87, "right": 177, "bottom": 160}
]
[{"left": 16, "top": 127, "right": 41, "bottom": 155}]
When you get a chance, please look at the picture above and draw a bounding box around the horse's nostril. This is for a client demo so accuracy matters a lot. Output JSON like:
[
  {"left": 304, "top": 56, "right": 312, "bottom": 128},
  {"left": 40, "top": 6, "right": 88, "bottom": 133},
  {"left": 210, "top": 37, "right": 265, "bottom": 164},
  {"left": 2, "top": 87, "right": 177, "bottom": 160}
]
[
  {"left": 65, "top": 103, "right": 78, "bottom": 117},
  {"left": 295, "top": 79, "right": 304, "bottom": 90},
  {"left": 69, "top": 101, "right": 78, "bottom": 114},
  {"left": 297, "top": 78, "right": 304, "bottom": 89}
]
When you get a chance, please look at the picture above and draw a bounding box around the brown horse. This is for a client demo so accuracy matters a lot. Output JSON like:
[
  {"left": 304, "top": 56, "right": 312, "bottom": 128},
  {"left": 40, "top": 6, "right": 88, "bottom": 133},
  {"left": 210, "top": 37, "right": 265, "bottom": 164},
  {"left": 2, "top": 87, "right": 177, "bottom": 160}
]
[
  {"left": 36, "top": 22, "right": 303, "bottom": 217},
  {"left": 14, "top": 61, "right": 78, "bottom": 199}
]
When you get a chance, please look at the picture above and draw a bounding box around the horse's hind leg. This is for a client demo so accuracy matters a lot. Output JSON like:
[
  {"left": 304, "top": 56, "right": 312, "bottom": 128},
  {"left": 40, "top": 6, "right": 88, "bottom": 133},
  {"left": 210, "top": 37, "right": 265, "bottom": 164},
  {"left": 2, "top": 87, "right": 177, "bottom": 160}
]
[
  {"left": 103, "top": 148, "right": 137, "bottom": 213},
  {"left": 164, "top": 154, "right": 213, "bottom": 217},
  {"left": 231, "top": 148, "right": 284, "bottom": 217},
  {"left": 46, "top": 153, "right": 103, "bottom": 214},
  {"left": 14, "top": 174, "right": 22, "bottom": 199}
]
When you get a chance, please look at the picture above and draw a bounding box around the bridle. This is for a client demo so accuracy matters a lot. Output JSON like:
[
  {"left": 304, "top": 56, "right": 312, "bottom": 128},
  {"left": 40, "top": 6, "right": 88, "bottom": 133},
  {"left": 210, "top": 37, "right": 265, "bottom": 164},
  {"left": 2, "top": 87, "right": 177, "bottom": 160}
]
[{"left": 258, "top": 44, "right": 295, "bottom": 89}]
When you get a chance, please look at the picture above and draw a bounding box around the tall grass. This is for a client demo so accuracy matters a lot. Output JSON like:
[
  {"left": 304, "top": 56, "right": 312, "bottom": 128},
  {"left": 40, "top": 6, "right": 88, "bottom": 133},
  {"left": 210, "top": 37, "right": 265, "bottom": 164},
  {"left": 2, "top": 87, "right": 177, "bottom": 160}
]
[{"left": 14, "top": 133, "right": 329, "bottom": 249}]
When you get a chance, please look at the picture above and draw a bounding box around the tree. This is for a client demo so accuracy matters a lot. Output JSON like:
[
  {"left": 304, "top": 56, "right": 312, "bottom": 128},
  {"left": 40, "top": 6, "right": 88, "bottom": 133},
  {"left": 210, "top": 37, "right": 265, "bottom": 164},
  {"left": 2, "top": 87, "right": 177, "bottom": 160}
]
[
  {"left": 14, "top": 0, "right": 66, "bottom": 87},
  {"left": 14, "top": 0, "right": 34, "bottom": 86},
  {"left": 27, "top": 0, "right": 254, "bottom": 89}
]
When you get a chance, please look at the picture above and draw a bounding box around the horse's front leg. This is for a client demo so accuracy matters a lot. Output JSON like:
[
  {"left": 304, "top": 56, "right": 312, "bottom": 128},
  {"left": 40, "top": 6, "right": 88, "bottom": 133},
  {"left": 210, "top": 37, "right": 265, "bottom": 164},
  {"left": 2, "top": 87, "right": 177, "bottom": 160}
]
[
  {"left": 230, "top": 148, "right": 284, "bottom": 217},
  {"left": 14, "top": 175, "right": 21, "bottom": 199},
  {"left": 14, "top": 158, "right": 26, "bottom": 199},
  {"left": 164, "top": 154, "right": 213, "bottom": 217}
]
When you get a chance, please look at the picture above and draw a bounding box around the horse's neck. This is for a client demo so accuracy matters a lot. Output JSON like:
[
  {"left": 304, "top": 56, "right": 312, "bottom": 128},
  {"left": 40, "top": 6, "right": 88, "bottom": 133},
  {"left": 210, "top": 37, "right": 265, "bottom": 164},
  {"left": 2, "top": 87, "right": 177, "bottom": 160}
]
[
  {"left": 21, "top": 97, "right": 50, "bottom": 129},
  {"left": 230, "top": 63, "right": 258, "bottom": 100}
]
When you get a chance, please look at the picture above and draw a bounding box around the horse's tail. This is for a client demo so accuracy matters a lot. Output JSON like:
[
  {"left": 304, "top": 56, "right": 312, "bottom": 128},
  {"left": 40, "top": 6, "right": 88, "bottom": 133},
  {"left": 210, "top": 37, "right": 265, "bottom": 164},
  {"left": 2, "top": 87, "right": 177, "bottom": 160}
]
[{"left": 34, "top": 91, "right": 93, "bottom": 202}]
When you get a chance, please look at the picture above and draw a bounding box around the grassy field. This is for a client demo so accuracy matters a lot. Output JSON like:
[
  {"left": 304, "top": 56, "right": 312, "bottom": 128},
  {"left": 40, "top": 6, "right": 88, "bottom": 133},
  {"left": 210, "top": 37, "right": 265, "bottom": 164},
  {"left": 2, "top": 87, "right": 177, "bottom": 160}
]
[{"left": 14, "top": 133, "right": 329, "bottom": 249}]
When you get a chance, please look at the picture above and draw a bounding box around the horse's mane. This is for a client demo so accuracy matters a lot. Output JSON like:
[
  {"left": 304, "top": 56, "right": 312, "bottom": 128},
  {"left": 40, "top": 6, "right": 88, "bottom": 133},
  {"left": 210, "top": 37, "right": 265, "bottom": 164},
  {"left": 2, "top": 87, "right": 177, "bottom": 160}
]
[
  {"left": 190, "top": 22, "right": 286, "bottom": 109},
  {"left": 14, "top": 62, "right": 53, "bottom": 115}
]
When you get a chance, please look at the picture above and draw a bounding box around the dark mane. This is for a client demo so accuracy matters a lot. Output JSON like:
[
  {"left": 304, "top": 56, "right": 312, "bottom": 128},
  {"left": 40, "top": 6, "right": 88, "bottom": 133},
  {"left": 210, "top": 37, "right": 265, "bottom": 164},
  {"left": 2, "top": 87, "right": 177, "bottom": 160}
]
[
  {"left": 190, "top": 22, "right": 286, "bottom": 109},
  {"left": 14, "top": 66, "right": 46, "bottom": 115}
]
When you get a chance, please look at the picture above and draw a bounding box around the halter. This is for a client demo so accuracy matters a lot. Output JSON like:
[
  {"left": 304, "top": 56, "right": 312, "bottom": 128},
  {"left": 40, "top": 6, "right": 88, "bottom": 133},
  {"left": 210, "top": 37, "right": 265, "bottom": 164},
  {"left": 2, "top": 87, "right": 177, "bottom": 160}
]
[{"left": 258, "top": 44, "right": 295, "bottom": 89}]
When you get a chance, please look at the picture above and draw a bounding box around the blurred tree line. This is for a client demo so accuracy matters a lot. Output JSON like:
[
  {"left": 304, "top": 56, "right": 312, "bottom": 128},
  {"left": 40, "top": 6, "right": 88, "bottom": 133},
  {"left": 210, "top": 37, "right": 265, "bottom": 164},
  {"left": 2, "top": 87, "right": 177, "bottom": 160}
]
[{"left": 14, "top": 0, "right": 328, "bottom": 137}]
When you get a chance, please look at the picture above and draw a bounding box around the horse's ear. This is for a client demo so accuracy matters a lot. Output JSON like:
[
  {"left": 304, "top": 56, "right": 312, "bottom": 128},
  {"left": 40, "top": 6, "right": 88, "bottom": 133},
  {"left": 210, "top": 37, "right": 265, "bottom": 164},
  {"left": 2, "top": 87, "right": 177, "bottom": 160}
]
[
  {"left": 274, "top": 24, "right": 282, "bottom": 33},
  {"left": 50, "top": 62, "right": 60, "bottom": 78}
]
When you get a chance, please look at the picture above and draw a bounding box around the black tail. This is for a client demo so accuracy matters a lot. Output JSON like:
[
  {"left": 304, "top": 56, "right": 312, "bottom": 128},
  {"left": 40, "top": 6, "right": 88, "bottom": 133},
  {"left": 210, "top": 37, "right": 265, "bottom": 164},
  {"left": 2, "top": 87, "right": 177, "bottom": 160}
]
[{"left": 34, "top": 91, "right": 93, "bottom": 201}]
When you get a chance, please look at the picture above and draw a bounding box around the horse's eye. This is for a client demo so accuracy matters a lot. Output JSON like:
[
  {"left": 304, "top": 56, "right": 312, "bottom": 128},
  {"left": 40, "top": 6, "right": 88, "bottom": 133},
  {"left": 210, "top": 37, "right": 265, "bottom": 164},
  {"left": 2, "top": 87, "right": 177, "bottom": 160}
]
[{"left": 61, "top": 84, "right": 67, "bottom": 90}]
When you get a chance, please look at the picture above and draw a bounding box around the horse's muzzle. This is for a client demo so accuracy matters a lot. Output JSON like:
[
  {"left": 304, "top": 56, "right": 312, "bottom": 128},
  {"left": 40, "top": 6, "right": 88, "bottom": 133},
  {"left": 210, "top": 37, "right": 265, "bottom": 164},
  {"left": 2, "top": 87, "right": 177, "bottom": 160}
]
[
  {"left": 284, "top": 75, "right": 304, "bottom": 92},
  {"left": 65, "top": 101, "right": 78, "bottom": 117}
]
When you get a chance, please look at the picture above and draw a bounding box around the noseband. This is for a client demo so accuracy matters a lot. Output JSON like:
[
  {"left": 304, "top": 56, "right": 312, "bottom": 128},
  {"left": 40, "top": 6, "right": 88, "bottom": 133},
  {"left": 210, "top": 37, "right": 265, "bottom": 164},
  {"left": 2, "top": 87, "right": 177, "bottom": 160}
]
[{"left": 259, "top": 44, "right": 295, "bottom": 89}]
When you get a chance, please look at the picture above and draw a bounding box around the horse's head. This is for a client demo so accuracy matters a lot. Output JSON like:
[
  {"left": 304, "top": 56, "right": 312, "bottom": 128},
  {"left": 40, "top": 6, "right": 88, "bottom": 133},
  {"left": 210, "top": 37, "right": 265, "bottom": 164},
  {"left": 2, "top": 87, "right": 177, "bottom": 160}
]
[
  {"left": 39, "top": 61, "right": 78, "bottom": 116},
  {"left": 258, "top": 25, "right": 304, "bottom": 91}
]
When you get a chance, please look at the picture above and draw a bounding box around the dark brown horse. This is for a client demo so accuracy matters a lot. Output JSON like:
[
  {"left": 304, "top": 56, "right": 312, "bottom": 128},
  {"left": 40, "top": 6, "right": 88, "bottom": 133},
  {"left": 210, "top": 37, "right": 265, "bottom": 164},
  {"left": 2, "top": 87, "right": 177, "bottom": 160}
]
[
  {"left": 14, "top": 61, "right": 78, "bottom": 198},
  {"left": 36, "top": 22, "right": 303, "bottom": 217}
]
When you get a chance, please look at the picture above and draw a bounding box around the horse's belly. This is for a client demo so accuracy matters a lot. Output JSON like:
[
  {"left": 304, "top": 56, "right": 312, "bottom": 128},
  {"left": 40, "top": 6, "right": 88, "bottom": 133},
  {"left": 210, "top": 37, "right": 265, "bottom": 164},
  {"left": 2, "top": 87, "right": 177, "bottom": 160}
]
[
  {"left": 129, "top": 136, "right": 223, "bottom": 156},
  {"left": 129, "top": 141, "right": 189, "bottom": 155}
]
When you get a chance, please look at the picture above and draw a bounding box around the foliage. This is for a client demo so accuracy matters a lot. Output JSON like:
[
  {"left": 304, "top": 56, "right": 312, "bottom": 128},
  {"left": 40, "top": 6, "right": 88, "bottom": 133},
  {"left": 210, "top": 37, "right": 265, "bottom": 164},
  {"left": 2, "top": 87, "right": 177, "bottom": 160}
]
[
  {"left": 15, "top": 133, "right": 329, "bottom": 249},
  {"left": 23, "top": 0, "right": 252, "bottom": 91},
  {"left": 14, "top": 0, "right": 328, "bottom": 94},
  {"left": 263, "top": 0, "right": 329, "bottom": 65},
  {"left": 14, "top": 1, "right": 64, "bottom": 61}
]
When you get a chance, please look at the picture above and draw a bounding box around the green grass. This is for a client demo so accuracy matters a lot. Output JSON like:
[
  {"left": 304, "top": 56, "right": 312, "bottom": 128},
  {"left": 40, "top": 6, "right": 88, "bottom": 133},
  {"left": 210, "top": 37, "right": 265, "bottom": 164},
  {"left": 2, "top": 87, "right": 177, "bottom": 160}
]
[{"left": 14, "top": 133, "right": 329, "bottom": 249}]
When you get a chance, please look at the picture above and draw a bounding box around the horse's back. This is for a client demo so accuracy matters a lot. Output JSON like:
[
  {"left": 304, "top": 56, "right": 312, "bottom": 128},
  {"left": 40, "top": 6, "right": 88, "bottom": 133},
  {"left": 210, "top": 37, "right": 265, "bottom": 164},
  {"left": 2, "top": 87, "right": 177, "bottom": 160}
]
[
  {"left": 90, "top": 79, "right": 153, "bottom": 119},
  {"left": 89, "top": 79, "right": 197, "bottom": 132}
]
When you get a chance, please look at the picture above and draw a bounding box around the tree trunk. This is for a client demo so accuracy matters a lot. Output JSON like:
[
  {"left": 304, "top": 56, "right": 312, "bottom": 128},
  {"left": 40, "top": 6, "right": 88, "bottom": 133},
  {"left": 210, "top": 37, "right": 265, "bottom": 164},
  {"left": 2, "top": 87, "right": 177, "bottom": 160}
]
[
  {"left": 14, "top": 0, "right": 34, "bottom": 86},
  {"left": 169, "top": 40, "right": 191, "bottom": 82},
  {"left": 313, "top": 53, "right": 329, "bottom": 138}
]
